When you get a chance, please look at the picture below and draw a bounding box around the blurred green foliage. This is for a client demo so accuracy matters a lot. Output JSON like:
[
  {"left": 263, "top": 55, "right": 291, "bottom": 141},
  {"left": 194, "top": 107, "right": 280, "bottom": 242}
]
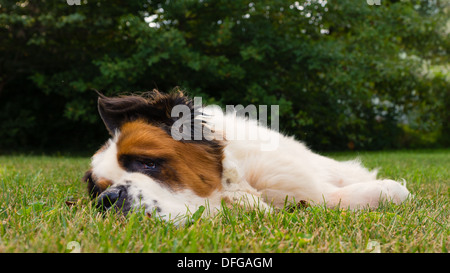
[{"left": 0, "top": 0, "right": 448, "bottom": 152}]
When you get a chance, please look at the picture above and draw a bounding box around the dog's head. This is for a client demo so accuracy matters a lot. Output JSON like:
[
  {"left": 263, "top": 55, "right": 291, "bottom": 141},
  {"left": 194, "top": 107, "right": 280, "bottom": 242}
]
[{"left": 83, "top": 90, "right": 224, "bottom": 220}]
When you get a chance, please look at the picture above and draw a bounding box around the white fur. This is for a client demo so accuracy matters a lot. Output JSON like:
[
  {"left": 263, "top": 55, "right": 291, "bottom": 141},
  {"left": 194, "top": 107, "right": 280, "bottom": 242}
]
[
  {"left": 91, "top": 134, "right": 125, "bottom": 183},
  {"left": 214, "top": 110, "right": 411, "bottom": 210},
  {"left": 90, "top": 107, "right": 411, "bottom": 222},
  {"left": 122, "top": 172, "right": 222, "bottom": 222}
]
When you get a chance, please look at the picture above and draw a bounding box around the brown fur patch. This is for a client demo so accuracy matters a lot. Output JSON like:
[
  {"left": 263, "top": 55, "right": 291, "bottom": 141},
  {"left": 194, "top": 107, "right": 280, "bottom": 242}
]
[
  {"left": 97, "top": 178, "right": 113, "bottom": 191},
  {"left": 82, "top": 169, "right": 112, "bottom": 198},
  {"left": 116, "top": 120, "right": 223, "bottom": 197}
]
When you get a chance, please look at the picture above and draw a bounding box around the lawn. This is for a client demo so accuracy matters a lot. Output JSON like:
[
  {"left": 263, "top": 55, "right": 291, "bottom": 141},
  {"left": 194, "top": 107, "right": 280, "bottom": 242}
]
[{"left": 0, "top": 150, "right": 448, "bottom": 253}]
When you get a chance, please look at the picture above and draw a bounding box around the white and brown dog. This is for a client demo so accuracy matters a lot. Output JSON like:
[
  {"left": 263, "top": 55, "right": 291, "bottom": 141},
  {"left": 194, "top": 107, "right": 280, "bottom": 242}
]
[{"left": 83, "top": 90, "right": 410, "bottom": 221}]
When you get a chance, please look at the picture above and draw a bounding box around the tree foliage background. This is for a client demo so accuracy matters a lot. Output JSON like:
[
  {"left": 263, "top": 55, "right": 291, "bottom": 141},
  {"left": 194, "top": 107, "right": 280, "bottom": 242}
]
[{"left": 0, "top": 0, "right": 448, "bottom": 153}]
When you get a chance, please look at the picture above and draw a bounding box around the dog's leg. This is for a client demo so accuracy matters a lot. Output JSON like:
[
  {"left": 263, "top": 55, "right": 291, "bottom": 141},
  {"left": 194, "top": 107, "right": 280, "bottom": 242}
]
[
  {"left": 220, "top": 150, "right": 271, "bottom": 211},
  {"left": 325, "top": 179, "right": 410, "bottom": 209},
  {"left": 320, "top": 157, "right": 379, "bottom": 187}
]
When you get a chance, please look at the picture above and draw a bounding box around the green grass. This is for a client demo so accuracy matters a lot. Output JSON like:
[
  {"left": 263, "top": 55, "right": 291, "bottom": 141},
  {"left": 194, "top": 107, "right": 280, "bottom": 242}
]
[{"left": 0, "top": 150, "right": 448, "bottom": 253}]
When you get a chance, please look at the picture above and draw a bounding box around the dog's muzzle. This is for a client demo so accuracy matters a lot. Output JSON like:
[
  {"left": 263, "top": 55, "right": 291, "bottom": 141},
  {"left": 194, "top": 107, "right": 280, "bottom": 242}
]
[{"left": 97, "top": 185, "right": 131, "bottom": 214}]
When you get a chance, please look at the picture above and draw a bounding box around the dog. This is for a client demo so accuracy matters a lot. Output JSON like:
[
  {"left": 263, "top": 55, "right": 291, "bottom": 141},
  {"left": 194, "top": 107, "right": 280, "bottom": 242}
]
[{"left": 83, "top": 90, "right": 410, "bottom": 221}]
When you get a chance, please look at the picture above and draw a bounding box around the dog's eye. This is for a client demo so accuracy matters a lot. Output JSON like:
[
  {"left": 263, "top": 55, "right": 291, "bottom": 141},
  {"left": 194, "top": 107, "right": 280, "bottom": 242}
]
[
  {"left": 140, "top": 161, "right": 156, "bottom": 170},
  {"left": 118, "top": 155, "right": 162, "bottom": 175}
]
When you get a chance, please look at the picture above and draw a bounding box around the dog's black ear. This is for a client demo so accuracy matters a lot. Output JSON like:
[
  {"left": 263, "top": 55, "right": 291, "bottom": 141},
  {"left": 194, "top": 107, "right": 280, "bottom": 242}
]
[
  {"left": 96, "top": 90, "right": 193, "bottom": 135},
  {"left": 82, "top": 169, "right": 102, "bottom": 199},
  {"left": 97, "top": 92, "right": 150, "bottom": 135}
]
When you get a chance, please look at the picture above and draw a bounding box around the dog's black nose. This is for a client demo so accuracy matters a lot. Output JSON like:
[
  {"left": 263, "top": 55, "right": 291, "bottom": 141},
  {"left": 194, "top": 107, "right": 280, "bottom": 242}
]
[
  {"left": 97, "top": 190, "right": 120, "bottom": 210},
  {"left": 97, "top": 186, "right": 129, "bottom": 212}
]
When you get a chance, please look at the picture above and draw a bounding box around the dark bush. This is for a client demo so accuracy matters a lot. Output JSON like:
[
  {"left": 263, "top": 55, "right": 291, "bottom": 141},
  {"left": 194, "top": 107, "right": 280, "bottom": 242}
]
[{"left": 0, "top": 0, "right": 448, "bottom": 153}]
